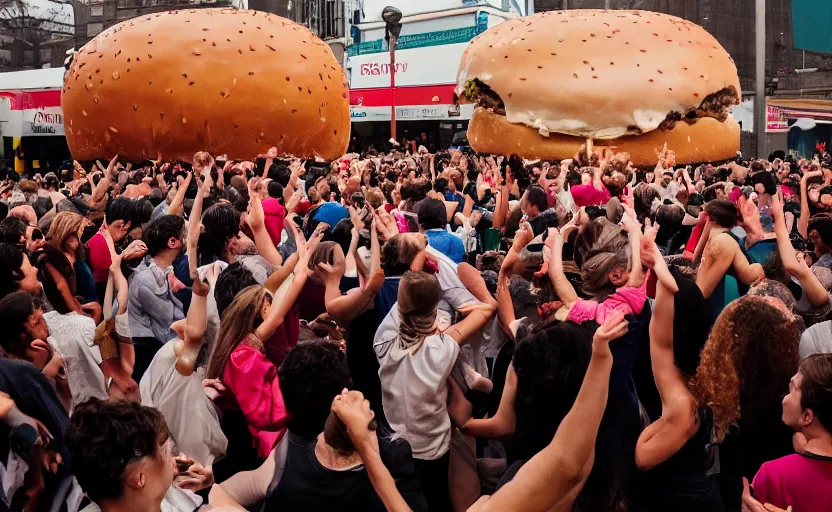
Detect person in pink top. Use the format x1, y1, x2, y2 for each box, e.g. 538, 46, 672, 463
261, 181, 287, 246
745, 353, 832, 512
570, 166, 611, 208
548, 208, 647, 325
205, 228, 316, 458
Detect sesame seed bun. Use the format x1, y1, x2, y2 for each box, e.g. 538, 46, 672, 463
62, 8, 350, 162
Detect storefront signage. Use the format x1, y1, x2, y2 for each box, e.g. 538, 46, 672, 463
397, 106, 446, 119
767, 105, 790, 133
348, 43, 468, 89
23, 106, 64, 136
359, 62, 409, 76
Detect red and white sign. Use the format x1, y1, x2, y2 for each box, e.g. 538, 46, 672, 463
348, 43, 467, 90
767, 105, 789, 133
359, 62, 409, 77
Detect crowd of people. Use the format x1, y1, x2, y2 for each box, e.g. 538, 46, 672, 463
0, 140, 831, 512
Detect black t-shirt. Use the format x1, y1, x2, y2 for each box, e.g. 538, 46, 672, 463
265, 431, 428, 512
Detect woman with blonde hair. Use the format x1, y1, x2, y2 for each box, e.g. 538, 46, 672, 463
206, 227, 317, 459
41, 211, 101, 321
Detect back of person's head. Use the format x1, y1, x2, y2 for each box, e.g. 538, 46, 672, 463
105, 197, 137, 227
398, 270, 441, 316
417, 198, 447, 230
214, 262, 258, 317
135, 199, 154, 226
201, 202, 240, 241
433, 177, 449, 194
143, 214, 185, 257
655, 202, 685, 228
671, 271, 710, 375
381, 233, 424, 277
525, 185, 548, 214
0, 216, 26, 246
401, 179, 429, 203
513, 321, 593, 424
797, 354, 832, 433
267, 164, 291, 187
66, 399, 171, 504
0, 292, 41, 357
267, 180, 284, 199
0, 243, 27, 297
704, 199, 738, 228
808, 215, 832, 247
278, 340, 351, 440
578, 218, 629, 297
207, 285, 267, 380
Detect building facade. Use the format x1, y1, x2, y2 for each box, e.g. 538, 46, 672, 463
347, 0, 525, 151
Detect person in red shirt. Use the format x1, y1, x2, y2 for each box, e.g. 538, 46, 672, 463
748, 354, 832, 512
86, 197, 146, 302
262, 180, 287, 246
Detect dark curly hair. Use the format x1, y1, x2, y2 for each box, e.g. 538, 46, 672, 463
692, 296, 800, 442
278, 340, 351, 440
65, 399, 170, 503
513, 321, 593, 435
143, 214, 185, 257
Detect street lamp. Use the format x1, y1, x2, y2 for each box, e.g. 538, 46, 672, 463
382, 6, 402, 145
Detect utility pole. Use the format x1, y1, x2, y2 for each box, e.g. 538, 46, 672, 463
755, 0, 766, 158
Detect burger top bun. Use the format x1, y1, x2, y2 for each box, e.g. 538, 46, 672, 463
62, 8, 350, 162
456, 10, 740, 140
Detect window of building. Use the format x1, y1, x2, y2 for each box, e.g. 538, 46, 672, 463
39, 48, 52, 64
90, 5, 104, 17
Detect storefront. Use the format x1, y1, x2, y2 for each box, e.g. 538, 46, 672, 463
768, 99, 832, 159
0, 68, 69, 174
346, 2, 522, 152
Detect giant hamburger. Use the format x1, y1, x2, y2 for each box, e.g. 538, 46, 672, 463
456, 10, 741, 166
62, 8, 349, 162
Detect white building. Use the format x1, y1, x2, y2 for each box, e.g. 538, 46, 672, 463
347, 0, 525, 150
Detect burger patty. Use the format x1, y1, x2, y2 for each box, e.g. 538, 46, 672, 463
462, 78, 506, 115
461, 79, 738, 134
657, 86, 739, 131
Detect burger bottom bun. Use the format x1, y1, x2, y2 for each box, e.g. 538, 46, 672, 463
467, 107, 740, 167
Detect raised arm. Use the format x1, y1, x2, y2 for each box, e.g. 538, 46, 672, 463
460, 364, 517, 438
549, 227, 580, 306
798, 171, 822, 239
444, 302, 496, 346
471, 313, 628, 512
254, 228, 317, 342
771, 194, 828, 308
167, 173, 192, 217
635, 246, 697, 471
332, 390, 413, 512
322, 219, 384, 326
247, 178, 283, 267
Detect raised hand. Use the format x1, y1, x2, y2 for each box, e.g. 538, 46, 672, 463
331, 389, 379, 456
593, 310, 629, 346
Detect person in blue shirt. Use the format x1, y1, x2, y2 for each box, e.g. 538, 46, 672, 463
418, 199, 464, 264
